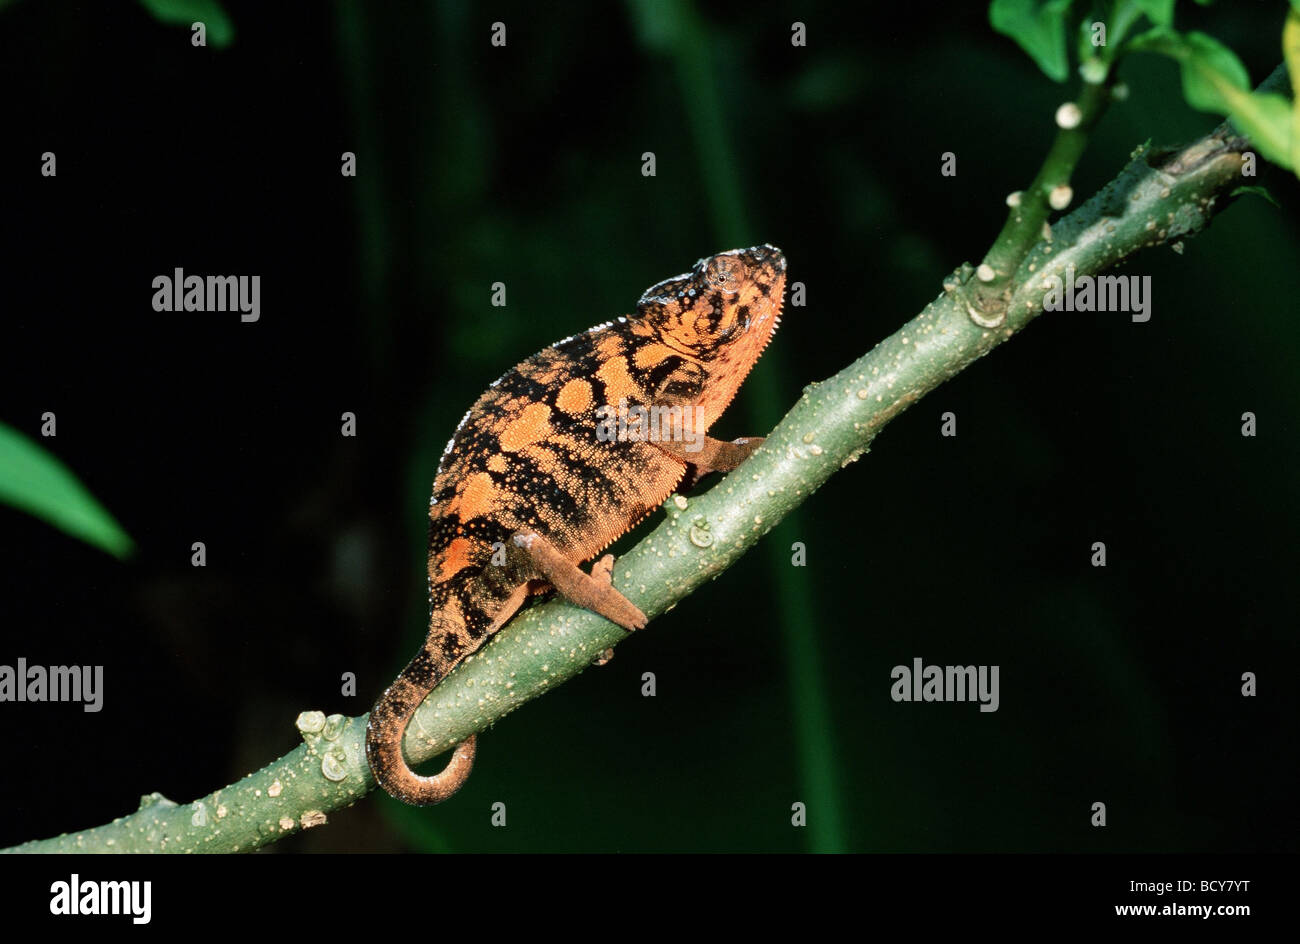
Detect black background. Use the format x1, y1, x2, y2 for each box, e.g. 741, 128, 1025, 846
1, 0, 1296, 854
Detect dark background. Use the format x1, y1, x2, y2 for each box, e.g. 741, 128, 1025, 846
0, 0, 1296, 852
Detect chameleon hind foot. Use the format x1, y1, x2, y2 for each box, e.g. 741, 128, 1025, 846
512, 532, 647, 631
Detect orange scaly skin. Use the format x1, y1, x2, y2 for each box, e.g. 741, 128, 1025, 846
366, 244, 787, 805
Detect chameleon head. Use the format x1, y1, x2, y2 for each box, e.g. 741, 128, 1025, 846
633, 244, 786, 418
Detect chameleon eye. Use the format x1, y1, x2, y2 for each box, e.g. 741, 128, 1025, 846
704, 255, 746, 294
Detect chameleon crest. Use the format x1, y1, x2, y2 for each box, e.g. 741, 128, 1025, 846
367, 244, 786, 805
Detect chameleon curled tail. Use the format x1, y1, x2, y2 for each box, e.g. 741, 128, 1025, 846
365, 626, 480, 805
364, 543, 653, 805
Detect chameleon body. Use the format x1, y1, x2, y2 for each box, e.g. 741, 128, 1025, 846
366, 244, 787, 805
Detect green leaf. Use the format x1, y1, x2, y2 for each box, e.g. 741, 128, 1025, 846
1284, 8, 1300, 173
1090, 1, 1143, 66
1230, 184, 1281, 207
136, 0, 235, 48
1130, 27, 1248, 113
1130, 27, 1293, 169
1132, 0, 1174, 26
0, 422, 134, 558
990, 0, 1076, 82
1223, 91, 1295, 170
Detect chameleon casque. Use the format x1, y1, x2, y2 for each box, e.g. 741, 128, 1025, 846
366, 243, 787, 805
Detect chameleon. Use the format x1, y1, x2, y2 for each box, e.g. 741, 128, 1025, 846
366, 243, 787, 805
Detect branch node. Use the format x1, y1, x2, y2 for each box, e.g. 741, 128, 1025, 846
1055, 102, 1082, 129
138, 792, 176, 811
966, 301, 1005, 329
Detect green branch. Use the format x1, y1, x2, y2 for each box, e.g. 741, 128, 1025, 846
976, 76, 1115, 304
3, 67, 1278, 853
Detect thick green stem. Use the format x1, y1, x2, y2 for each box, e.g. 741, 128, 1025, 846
973, 78, 1113, 317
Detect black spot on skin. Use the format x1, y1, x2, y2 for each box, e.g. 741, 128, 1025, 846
492, 370, 549, 402
428, 513, 462, 548
493, 450, 586, 528
551, 330, 597, 360
660, 375, 705, 399
440, 423, 501, 476
585, 373, 609, 411
405, 647, 438, 686
646, 354, 686, 390
455, 581, 494, 639
641, 354, 706, 398
536, 443, 621, 511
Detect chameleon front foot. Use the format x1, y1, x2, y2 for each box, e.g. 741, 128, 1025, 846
656, 435, 767, 490
590, 556, 632, 652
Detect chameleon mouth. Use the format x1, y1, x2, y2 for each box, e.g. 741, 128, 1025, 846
760, 287, 784, 346
725, 271, 784, 378
754, 271, 786, 351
